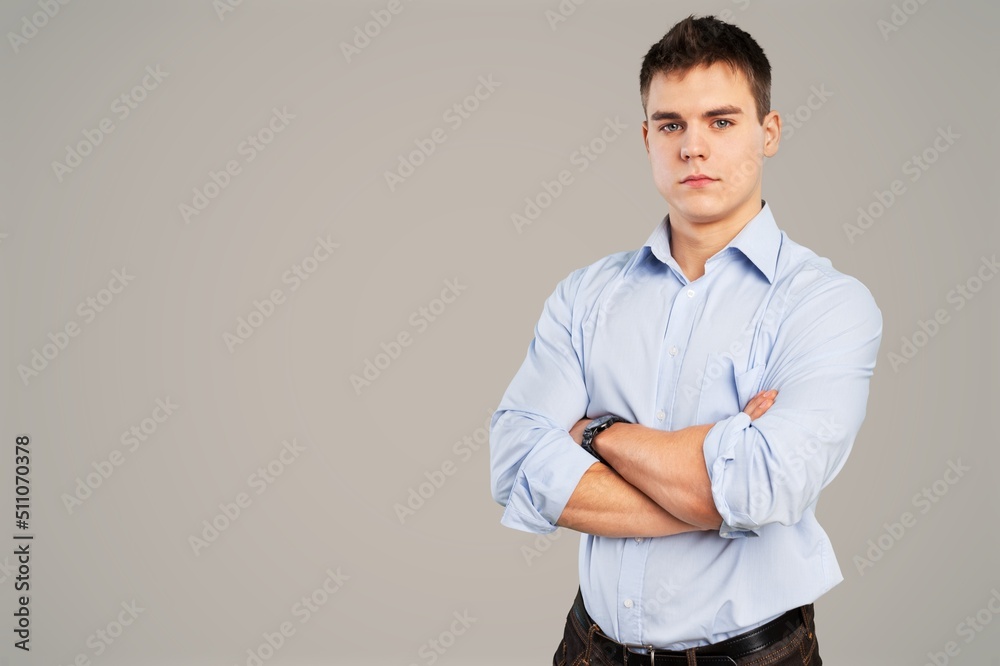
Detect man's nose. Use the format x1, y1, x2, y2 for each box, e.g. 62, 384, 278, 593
680, 128, 707, 160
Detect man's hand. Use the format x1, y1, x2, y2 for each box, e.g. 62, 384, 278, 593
568, 388, 777, 445
743, 388, 777, 420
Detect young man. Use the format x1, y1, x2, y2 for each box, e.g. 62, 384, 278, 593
489, 14, 883, 665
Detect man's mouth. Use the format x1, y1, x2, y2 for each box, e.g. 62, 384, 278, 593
681, 174, 717, 187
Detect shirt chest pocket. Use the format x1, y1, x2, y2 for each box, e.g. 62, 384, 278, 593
695, 353, 766, 424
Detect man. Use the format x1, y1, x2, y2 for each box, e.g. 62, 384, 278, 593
489, 14, 883, 666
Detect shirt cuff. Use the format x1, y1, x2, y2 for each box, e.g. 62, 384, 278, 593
704, 412, 760, 539
499, 435, 599, 534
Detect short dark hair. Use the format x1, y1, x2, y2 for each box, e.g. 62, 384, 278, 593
639, 14, 771, 124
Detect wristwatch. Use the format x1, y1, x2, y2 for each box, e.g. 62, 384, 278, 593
581, 415, 627, 466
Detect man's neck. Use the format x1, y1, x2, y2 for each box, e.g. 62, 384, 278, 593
668, 204, 762, 281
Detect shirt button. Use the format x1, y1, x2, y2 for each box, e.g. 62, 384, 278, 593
635, 537, 644, 543
623, 599, 634, 608
687, 289, 695, 298
656, 410, 665, 421
668, 346, 678, 356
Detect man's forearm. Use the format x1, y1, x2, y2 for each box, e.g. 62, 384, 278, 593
585, 391, 776, 529
556, 462, 707, 538
595, 423, 724, 530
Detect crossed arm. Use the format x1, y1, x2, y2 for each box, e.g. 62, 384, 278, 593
490, 269, 881, 541
556, 390, 776, 538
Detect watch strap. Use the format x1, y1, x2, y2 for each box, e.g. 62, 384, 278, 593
581, 415, 625, 465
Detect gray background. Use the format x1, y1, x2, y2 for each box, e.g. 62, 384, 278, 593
2, 1, 998, 664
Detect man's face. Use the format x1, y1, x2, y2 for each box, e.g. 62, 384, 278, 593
641, 62, 780, 231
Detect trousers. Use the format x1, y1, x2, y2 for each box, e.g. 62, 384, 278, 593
553, 587, 822, 665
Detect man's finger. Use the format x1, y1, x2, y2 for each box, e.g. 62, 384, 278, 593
743, 389, 778, 420
743, 392, 767, 413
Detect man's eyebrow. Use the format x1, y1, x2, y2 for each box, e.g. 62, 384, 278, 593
649, 105, 744, 121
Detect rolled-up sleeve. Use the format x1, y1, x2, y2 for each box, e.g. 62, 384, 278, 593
703, 274, 883, 538
489, 269, 598, 534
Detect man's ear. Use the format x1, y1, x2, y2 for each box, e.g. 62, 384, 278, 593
763, 110, 781, 157
641, 120, 650, 154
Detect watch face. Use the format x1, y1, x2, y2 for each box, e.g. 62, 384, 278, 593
586, 415, 615, 434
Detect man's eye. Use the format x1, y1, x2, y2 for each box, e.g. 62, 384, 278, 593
714, 119, 732, 128
661, 123, 681, 132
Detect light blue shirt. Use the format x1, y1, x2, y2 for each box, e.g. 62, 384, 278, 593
489, 201, 882, 649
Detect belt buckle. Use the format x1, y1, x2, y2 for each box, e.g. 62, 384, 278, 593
624, 643, 657, 662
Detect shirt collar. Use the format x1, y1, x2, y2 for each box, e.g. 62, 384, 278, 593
638, 199, 781, 284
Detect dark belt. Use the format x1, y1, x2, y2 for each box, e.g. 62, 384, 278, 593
571, 588, 807, 665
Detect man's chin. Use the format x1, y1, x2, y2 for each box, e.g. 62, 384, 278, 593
665, 201, 730, 226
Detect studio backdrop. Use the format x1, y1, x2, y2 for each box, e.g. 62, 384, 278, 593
2, 1, 997, 664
